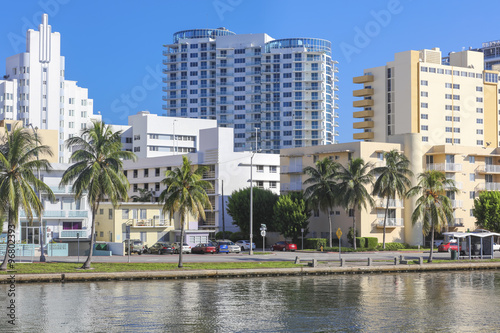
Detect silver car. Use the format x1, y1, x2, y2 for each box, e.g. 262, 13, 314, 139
215, 240, 241, 254
172, 242, 191, 254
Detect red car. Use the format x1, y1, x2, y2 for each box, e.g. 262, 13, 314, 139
271, 241, 297, 252
438, 241, 461, 252
191, 243, 217, 254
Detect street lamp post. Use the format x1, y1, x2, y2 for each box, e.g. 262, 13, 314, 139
29, 124, 46, 262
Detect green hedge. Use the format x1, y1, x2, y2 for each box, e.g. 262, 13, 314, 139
381, 242, 406, 250
305, 238, 327, 250
215, 231, 232, 240
365, 237, 378, 249
355, 237, 366, 248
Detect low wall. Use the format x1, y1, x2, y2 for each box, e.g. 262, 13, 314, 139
2, 261, 500, 284
106, 242, 124, 256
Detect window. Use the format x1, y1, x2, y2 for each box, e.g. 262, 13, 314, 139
421, 114, 428, 119
269, 181, 277, 189
477, 119, 483, 124
256, 165, 264, 173
422, 136, 428, 142
445, 127, 452, 133
421, 80, 428, 86
446, 138, 452, 143
144, 169, 149, 177
477, 140, 484, 146
108, 209, 113, 219
445, 116, 452, 121
477, 86, 483, 92
99, 209, 104, 215
122, 209, 129, 219
421, 91, 428, 97
470, 173, 475, 181
469, 156, 475, 163
269, 166, 277, 173
477, 129, 483, 135
477, 97, 483, 102
421, 125, 428, 131
421, 103, 428, 108
470, 191, 475, 199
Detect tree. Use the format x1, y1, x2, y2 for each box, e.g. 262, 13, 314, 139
303, 158, 340, 247
131, 188, 153, 202
226, 187, 278, 236
407, 170, 457, 262
61, 121, 136, 269
337, 158, 374, 250
473, 191, 500, 232
159, 156, 212, 268
273, 192, 310, 244
0, 126, 55, 270
372, 150, 413, 249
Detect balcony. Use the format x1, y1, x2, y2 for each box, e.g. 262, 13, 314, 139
20, 210, 88, 219
353, 121, 374, 129
353, 75, 374, 84
353, 110, 374, 118
353, 132, 374, 140
280, 165, 303, 174
353, 88, 374, 97
477, 182, 500, 191
426, 163, 462, 172
375, 199, 404, 208
450, 218, 464, 228
280, 183, 303, 192
353, 99, 374, 108
127, 218, 171, 228
60, 230, 88, 238
451, 200, 463, 208
445, 182, 463, 190
375, 218, 404, 228
477, 165, 500, 174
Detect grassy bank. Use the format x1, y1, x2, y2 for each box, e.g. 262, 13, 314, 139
0, 261, 301, 275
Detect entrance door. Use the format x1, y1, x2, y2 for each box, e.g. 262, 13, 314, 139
21, 226, 40, 244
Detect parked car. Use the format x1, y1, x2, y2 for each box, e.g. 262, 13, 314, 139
438, 241, 461, 252
171, 242, 191, 254
235, 240, 256, 251
147, 242, 174, 254
271, 241, 297, 252
494, 243, 500, 251
434, 239, 456, 247
215, 240, 241, 254
124, 239, 145, 255
192, 243, 217, 254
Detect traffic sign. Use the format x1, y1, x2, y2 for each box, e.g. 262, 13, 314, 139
336, 228, 342, 239
261, 230, 266, 237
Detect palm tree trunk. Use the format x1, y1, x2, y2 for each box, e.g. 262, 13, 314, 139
178, 213, 185, 268
328, 213, 332, 248
0, 212, 14, 271
352, 210, 357, 250
428, 224, 435, 263
81, 207, 97, 269
383, 198, 390, 250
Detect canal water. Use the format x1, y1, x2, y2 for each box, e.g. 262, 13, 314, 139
1, 270, 500, 332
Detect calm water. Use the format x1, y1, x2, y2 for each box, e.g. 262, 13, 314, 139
1, 271, 500, 332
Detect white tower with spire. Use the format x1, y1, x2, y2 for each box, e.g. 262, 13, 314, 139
0, 14, 100, 163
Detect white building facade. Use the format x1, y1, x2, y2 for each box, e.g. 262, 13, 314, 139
0, 14, 100, 163
163, 29, 339, 154
123, 126, 280, 233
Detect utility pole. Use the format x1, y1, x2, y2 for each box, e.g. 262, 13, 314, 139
249, 128, 259, 256
221, 179, 225, 240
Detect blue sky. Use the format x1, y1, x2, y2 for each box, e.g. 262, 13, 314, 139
1, 0, 499, 143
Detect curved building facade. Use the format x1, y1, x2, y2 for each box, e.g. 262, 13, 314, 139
163, 29, 339, 153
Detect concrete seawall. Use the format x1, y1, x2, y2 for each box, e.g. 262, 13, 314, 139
1, 261, 500, 284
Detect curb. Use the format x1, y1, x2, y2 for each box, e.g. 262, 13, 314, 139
2, 262, 500, 284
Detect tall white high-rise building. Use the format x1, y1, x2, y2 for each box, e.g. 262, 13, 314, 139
0, 14, 100, 163
162, 29, 339, 154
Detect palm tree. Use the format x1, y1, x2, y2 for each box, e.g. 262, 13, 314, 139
337, 158, 374, 250
406, 170, 457, 262
60, 121, 136, 269
303, 158, 340, 247
0, 126, 54, 270
372, 150, 413, 249
131, 188, 153, 202
159, 156, 212, 268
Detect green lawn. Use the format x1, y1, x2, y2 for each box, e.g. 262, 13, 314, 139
0, 261, 301, 275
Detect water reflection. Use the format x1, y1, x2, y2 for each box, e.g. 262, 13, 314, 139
1, 271, 500, 332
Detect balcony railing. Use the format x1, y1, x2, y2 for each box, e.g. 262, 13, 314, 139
280, 183, 302, 192
445, 182, 463, 190
451, 200, 463, 208
20, 210, 88, 219
60, 230, 87, 238
375, 199, 404, 208
127, 218, 171, 228
280, 165, 303, 174
477, 165, 500, 173
426, 163, 462, 172
477, 182, 500, 191
451, 218, 464, 227
375, 218, 404, 228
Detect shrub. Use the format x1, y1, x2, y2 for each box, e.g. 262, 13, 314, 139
355, 237, 366, 248
215, 231, 233, 240
365, 237, 378, 249
305, 238, 327, 250
383, 242, 406, 250
229, 231, 246, 242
